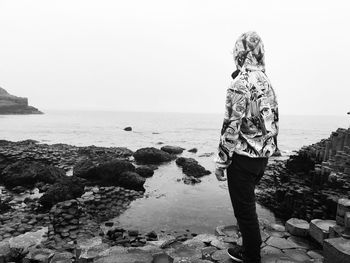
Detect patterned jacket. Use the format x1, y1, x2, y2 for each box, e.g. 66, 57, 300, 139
215, 32, 279, 170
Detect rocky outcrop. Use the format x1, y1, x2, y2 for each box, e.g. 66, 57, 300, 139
39, 176, 85, 208
73, 158, 146, 190
1, 160, 65, 188
160, 145, 184, 155
133, 147, 175, 164
176, 157, 211, 178
0, 87, 42, 114
257, 127, 350, 221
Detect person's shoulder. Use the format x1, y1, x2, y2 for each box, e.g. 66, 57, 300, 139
228, 74, 249, 96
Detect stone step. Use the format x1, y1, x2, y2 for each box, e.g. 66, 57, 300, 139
324, 237, 350, 263
310, 219, 336, 245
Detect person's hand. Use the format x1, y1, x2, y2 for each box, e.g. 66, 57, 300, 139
215, 168, 227, 181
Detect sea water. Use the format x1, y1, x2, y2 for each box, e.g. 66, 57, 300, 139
0, 111, 348, 233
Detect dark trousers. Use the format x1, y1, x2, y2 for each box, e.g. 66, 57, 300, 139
227, 154, 268, 263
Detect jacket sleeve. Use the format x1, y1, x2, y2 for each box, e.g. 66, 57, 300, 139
269, 86, 279, 138
215, 81, 247, 170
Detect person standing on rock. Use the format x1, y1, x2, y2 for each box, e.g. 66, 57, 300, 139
215, 31, 279, 263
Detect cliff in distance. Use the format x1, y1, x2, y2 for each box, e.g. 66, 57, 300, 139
0, 87, 43, 114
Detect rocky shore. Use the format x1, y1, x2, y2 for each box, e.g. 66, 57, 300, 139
1, 130, 350, 262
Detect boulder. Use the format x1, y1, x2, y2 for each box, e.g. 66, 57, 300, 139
73, 158, 135, 184
39, 176, 85, 208
133, 147, 175, 164
188, 148, 198, 153
135, 166, 154, 178
160, 145, 184, 155
97, 159, 135, 183
285, 218, 309, 237
176, 157, 211, 178
119, 171, 146, 191
309, 219, 336, 245
124, 126, 132, 131
73, 157, 97, 180
1, 160, 65, 188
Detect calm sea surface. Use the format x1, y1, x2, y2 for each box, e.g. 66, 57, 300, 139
0, 111, 348, 233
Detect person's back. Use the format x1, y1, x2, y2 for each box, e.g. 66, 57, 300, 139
215, 31, 279, 263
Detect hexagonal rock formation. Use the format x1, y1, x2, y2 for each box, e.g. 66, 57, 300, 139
285, 218, 310, 237
337, 198, 350, 226
324, 237, 350, 263
309, 219, 337, 245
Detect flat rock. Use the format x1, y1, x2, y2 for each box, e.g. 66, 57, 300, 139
307, 250, 324, 260
215, 225, 240, 238
94, 252, 153, 263
211, 250, 231, 261
266, 236, 303, 250
261, 245, 283, 256
9, 227, 48, 251
309, 219, 336, 245
287, 236, 312, 250
283, 249, 311, 262
285, 218, 309, 237
323, 237, 350, 263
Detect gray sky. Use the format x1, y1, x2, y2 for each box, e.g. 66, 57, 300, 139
0, 0, 349, 115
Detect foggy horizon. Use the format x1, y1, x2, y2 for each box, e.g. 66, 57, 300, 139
1, 0, 349, 115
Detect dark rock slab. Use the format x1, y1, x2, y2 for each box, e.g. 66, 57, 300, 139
1, 160, 65, 188
175, 157, 211, 178
160, 146, 184, 155
135, 166, 154, 178
39, 176, 85, 208
133, 147, 175, 164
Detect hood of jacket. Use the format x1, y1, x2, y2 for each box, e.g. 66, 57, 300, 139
233, 31, 265, 73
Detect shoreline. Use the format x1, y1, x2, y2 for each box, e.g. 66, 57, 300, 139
1, 130, 350, 262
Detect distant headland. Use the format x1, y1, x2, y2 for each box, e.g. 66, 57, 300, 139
0, 87, 43, 114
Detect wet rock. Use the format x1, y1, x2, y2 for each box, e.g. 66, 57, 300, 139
74, 158, 137, 188
309, 219, 336, 245
135, 166, 154, 178
119, 172, 146, 191
39, 176, 85, 208
73, 157, 97, 180
96, 159, 136, 184
133, 147, 175, 164
285, 218, 309, 237
124, 127, 132, 131
160, 146, 184, 155
188, 148, 198, 153
175, 157, 211, 178
1, 160, 65, 188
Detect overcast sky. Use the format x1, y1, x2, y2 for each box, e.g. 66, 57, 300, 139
0, 0, 349, 115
